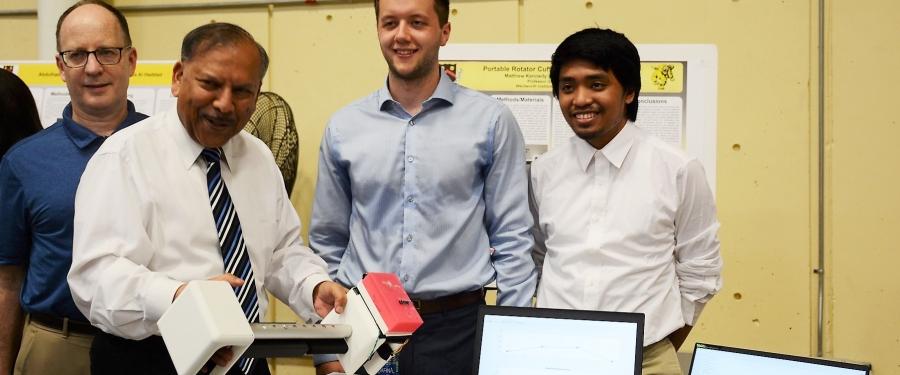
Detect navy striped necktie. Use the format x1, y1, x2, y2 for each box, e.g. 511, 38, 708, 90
202, 148, 259, 374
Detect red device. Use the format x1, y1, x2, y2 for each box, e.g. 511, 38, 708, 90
358, 272, 423, 336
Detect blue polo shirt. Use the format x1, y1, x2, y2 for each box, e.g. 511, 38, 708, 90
0, 102, 147, 321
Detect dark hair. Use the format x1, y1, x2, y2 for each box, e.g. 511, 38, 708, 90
0, 69, 43, 159
180, 22, 269, 80
374, 0, 450, 25
56, 0, 132, 51
550, 28, 641, 121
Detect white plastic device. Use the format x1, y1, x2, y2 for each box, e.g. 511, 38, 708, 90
158, 280, 254, 375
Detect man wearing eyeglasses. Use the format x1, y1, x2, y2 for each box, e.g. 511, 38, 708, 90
0, 1, 145, 374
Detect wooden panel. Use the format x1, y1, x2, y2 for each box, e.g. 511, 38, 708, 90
0, 0, 35, 11
122, 8, 269, 61
269, 3, 381, 374
0, 16, 37, 59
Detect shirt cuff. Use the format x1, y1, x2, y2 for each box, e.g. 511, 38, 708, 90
143, 275, 184, 323
297, 273, 332, 321
681, 296, 707, 326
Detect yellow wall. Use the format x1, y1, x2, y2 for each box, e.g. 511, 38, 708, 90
0, 1, 37, 59
2, 0, 898, 374
829, 0, 900, 371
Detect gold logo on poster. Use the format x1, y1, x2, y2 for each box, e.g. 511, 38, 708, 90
651, 64, 676, 90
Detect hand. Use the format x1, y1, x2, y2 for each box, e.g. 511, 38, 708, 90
312, 281, 348, 317
173, 274, 245, 301
315, 360, 344, 375
199, 346, 235, 373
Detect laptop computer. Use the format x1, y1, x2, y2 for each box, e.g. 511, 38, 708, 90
473, 305, 644, 375
689, 343, 871, 375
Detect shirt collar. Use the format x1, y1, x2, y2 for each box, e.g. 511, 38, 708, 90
572, 121, 638, 172
600, 121, 637, 169
430, 70, 456, 104
377, 69, 456, 112
167, 110, 206, 170
63, 101, 139, 149
219, 142, 235, 172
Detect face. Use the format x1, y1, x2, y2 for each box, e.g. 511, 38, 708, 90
557, 59, 635, 150
171, 41, 262, 148
377, 0, 450, 82
56, 4, 136, 120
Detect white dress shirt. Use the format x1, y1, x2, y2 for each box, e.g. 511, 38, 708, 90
531, 122, 723, 345
68, 109, 331, 340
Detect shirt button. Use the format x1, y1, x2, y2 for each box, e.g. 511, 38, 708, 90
409, 120, 415, 126
406, 234, 413, 242
407, 156, 414, 163
407, 196, 414, 203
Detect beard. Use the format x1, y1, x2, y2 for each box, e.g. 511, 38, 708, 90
385, 48, 440, 82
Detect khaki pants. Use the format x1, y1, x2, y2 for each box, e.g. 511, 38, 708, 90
642, 338, 682, 375
14, 318, 93, 375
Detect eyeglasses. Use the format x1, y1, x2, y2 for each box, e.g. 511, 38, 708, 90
58, 46, 131, 68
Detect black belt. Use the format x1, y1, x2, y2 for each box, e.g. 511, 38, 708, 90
30, 313, 101, 336
412, 289, 484, 315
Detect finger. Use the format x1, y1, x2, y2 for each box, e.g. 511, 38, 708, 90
223, 274, 245, 287
334, 286, 348, 314
316, 360, 344, 374
222, 348, 235, 363
212, 353, 228, 367
173, 283, 187, 301
316, 303, 331, 318
212, 347, 235, 366
212, 273, 245, 288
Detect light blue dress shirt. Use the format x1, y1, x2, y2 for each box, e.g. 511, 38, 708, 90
310, 72, 536, 307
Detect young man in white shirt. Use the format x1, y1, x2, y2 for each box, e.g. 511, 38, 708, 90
531, 28, 723, 375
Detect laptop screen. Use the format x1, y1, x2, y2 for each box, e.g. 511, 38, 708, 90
689, 343, 871, 375
473, 306, 644, 375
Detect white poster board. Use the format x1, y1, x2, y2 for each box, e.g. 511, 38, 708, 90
1, 60, 176, 128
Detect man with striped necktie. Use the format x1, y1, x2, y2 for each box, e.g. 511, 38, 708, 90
67, 23, 347, 375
